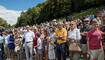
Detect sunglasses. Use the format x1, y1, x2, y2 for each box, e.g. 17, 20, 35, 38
70, 24, 74, 26
84, 21, 89, 22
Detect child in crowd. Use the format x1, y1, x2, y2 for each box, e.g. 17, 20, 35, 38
8, 33, 15, 60
47, 36, 56, 60
35, 33, 42, 60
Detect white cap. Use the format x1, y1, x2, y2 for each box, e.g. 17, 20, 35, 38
84, 18, 90, 21
53, 19, 56, 21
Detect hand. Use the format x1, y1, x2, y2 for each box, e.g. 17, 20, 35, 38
69, 36, 74, 40
88, 50, 91, 55
50, 48, 54, 50
84, 32, 87, 35
101, 46, 103, 49
81, 33, 85, 36
56, 36, 60, 39
34, 46, 37, 48
15, 44, 19, 46
59, 36, 63, 39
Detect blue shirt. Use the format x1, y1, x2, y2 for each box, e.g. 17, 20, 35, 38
101, 11, 105, 16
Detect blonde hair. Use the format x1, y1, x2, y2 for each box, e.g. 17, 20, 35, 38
70, 21, 77, 28
92, 19, 99, 24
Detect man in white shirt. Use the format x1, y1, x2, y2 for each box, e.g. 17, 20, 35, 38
24, 26, 35, 60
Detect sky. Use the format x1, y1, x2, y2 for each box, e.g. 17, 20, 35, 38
0, 0, 46, 25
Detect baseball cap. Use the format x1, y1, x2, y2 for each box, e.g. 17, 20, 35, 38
36, 33, 40, 37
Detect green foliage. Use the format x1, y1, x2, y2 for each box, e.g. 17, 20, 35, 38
0, 17, 9, 27
72, 6, 105, 19
16, 0, 105, 27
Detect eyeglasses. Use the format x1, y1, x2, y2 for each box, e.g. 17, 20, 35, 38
84, 21, 89, 22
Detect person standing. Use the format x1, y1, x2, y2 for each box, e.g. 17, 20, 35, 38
80, 18, 91, 60
24, 26, 35, 60
68, 21, 81, 60
0, 33, 4, 60
35, 33, 42, 60
8, 33, 15, 60
47, 36, 56, 60
3, 32, 10, 60
87, 20, 104, 60
55, 22, 67, 60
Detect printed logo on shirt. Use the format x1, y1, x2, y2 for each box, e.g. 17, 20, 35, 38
93, 34, 101, 37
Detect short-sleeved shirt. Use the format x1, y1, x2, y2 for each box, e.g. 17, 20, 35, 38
68, 28, 81, 42
34, 32, 39, 46
24, 30, 35, 43
37, 38, 42, 49
86, 30, 102, 50
80, 26, 91, 44
55, 28, 67, 44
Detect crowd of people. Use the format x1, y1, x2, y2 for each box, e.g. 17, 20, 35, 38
0, 10, 105, 60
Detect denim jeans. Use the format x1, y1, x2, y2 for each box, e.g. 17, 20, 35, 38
56, 43, 66, 60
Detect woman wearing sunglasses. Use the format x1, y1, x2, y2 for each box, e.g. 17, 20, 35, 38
68, 21, 81, 60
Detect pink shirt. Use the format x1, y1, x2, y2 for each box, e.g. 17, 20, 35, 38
86, 30, 102, 50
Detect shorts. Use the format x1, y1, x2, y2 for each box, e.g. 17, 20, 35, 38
81, 44, 88, 53
38, 49, 42, 54
8, 43, 15, 50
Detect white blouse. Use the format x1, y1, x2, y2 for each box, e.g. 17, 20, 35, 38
68, 28, 81, 42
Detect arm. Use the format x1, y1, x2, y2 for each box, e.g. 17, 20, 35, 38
100, 40, 103, 49
102, 32, 105, 35
86, 32, 91, 54
80, 32, 85, 36
35, 43, 40, 48
87, 40, 90, 54
55, 30, 60, 40
61, 29, 67, 40
77, 29, 81, 41
32, 32, 35, 39
50, 41, 56, 47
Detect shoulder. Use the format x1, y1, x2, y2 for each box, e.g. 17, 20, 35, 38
30, 30, 33, 33
87, 30, 93, 34
62, 28, 66, 31
38, 38, 41, 40
62, 28, 67, 32
75, 28, 80, 32
56, 29, 59, 31
97, 30, 102, 33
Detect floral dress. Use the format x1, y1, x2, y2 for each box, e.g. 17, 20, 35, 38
48, 42, 55, 59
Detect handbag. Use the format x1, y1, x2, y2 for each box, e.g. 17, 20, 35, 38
69, 42, 82, 52
69, 29, 82, 52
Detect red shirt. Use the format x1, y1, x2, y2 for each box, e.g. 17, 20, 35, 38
34, 32, 39, 46
86, 30, 102, 50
